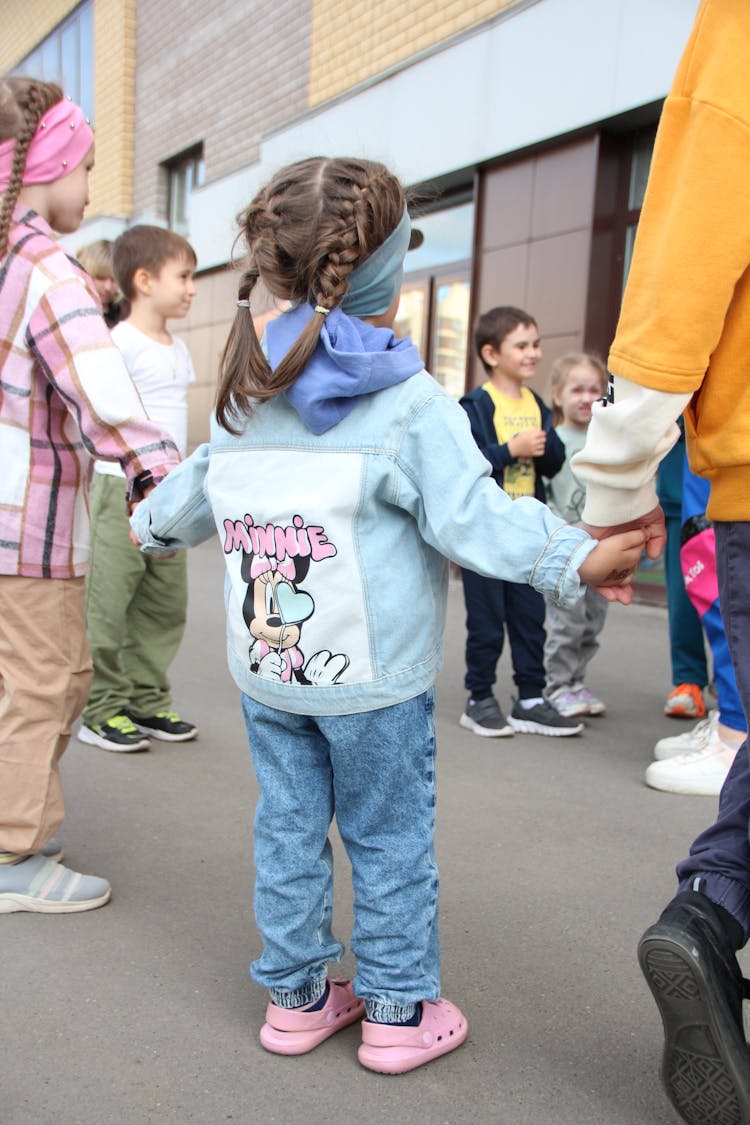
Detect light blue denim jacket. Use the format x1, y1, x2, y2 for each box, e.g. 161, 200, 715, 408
131, 371, 596, 716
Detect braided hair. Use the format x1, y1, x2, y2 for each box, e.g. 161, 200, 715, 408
0, 77, 63, 258
216, 157, 406, 432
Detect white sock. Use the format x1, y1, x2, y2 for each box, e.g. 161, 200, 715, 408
520, 697, 544, 709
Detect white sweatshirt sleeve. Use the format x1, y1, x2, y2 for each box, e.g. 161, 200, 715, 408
571, 375, 693, 526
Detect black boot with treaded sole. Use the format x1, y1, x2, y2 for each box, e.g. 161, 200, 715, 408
638, 893, 750, 1124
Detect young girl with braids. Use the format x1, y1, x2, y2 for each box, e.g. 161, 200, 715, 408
0, 78, 179, 914
131, 156, 645, 1073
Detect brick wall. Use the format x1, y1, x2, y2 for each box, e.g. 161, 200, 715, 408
0, 1, 77, 70
92, 0, 136, 218
309, 0, 519, 106
176, 268, 237, 449
0, 0, 135, 222
132, 0, 311, 218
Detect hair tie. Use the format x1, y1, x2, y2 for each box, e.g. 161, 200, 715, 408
314, 305, 330, 317
236, 299, 251, 310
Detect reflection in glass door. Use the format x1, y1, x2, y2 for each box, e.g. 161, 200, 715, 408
432, 276, 470, 399
395, 199, 474, 398
395, 283, 428, 360
395, 269, 471, 398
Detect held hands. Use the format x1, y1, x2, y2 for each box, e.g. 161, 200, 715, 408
508, 428, 547, 459
581, 505, 667, 561
577, 530, 647, 605
578, 505, 667, 603
127, 500, 177, 558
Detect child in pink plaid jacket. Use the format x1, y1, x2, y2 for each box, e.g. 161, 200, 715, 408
0, 77, 180, 915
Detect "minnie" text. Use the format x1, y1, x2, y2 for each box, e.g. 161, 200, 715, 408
223, 513, 337, 562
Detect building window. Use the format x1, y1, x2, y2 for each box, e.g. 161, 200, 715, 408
165, 147, 205, 237
585, 124, 658, 358
12, 1, 94, 122
396, 200, 474, 398
622, 131, 655, 294
585, 122, 663, 596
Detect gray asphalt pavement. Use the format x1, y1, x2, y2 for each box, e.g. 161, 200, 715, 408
6, 541, 738, 1125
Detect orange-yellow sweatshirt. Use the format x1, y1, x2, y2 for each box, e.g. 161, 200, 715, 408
574, 0, 750, 523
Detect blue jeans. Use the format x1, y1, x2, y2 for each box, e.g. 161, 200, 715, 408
241, 689, 440, 1022
677, 521, 750, 938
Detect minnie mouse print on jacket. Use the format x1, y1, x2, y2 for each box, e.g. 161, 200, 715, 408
239, 531, 349, 686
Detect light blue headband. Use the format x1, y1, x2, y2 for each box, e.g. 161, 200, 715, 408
339, 208, 411, 318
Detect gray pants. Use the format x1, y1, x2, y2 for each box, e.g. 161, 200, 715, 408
544, 585, 608, 694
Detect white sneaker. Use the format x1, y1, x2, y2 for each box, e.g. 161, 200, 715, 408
546, 686, 589, 718
645, 731, 737, 796
572, 684, 606, 716
654, 711, 718, 760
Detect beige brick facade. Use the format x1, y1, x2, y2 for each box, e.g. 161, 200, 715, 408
0, 1, 77, 70
309, 0, 518, 106
132, 0, 311, 218
92, 0, 136, 218
178, 268, 238, 449
0, 0, 135, 222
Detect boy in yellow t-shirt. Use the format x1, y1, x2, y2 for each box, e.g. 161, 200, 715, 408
458, 306, 583, 738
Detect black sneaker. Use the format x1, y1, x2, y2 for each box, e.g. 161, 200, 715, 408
128, 710, 198, 742
507, 698, 583, 737
459, 696, 513, 738
77, 714, 151, 752
638, 892, 750, 1124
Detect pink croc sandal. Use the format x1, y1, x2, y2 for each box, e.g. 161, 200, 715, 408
259, 979, 364, 1055
358, 997, 468, 1074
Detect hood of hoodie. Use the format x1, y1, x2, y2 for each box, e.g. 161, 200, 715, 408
264, 303, 424, 434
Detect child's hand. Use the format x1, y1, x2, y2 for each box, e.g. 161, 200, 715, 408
128, 512, 177, 557
581, 504, 666, 561
577, 530, 647, 605
508, 428, 547, 459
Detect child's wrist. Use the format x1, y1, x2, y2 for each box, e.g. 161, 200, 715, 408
127, 469, 155, 502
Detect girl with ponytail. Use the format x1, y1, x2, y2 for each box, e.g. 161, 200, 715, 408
131, 155, 645, 1073
0, 78, 179, 915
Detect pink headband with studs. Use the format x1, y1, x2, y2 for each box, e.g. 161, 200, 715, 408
0, 98, 93, 192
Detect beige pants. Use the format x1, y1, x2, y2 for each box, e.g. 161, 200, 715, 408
0, 576, 92, 855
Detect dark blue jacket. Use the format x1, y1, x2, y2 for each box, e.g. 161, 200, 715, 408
459, 385, 564, 503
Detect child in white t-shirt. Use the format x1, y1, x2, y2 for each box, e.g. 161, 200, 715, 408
79, 226, 198, 752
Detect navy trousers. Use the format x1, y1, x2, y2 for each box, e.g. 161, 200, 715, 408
460, 569, 546, 701
677, 521, 750, 939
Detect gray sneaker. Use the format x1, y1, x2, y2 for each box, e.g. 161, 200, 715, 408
0, 854, 111, 914
508, 698, 584, 737
459, 696, 514, 738
39, 836, 63, 862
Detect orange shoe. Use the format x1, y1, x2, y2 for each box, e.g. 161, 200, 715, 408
664, 682, 706, 719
